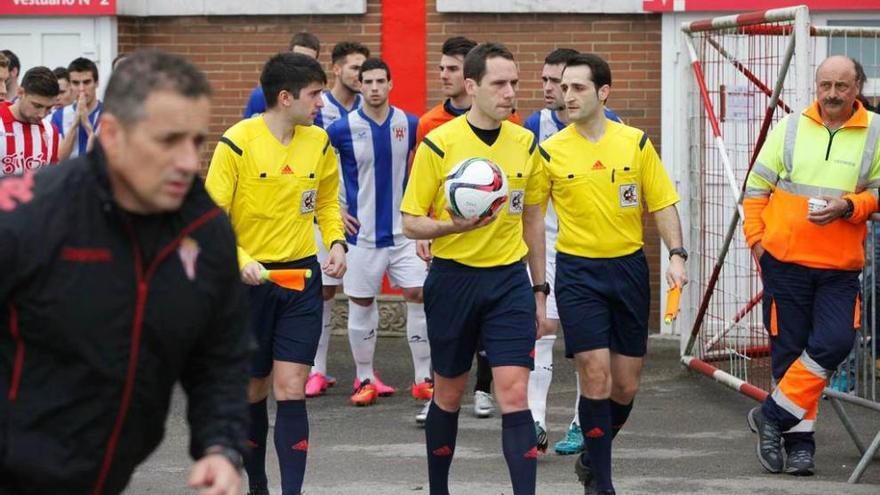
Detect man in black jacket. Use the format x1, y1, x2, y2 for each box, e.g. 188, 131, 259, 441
0, 50, 251, 495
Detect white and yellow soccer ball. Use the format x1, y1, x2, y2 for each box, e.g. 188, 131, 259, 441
444, 157, 508, 219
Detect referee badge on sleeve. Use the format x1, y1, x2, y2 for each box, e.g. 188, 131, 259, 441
619, 184, 639, 208
301, 189, 317, 214
509, 190, 525, 214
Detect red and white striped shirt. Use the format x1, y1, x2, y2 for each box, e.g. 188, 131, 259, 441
1, 102, 59, 176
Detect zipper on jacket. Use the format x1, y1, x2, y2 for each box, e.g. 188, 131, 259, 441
825, 127, 841, 161
92, 208, 222, 495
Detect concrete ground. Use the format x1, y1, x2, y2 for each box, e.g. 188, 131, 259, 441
130, 335, 880, 494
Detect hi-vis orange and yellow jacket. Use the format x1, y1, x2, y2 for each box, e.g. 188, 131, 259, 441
744, 100, 880, 270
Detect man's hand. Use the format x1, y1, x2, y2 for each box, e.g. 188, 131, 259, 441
75, 93, 89, 125
187, 454, 242, 495
666, 256, 688, 289
534, 294, 552, 339
240, 261, 265, 286
341, 210, 360, 236
446, 207, 499, 234
752, 242, 765, 262
323, 243, 346, 278
808, 196, 849, 225
416, 240, 432, 264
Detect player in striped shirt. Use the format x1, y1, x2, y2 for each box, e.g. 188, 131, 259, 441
304, 41, 372, 399
326, 58, 432, 415
522, 49, 624, 457
2, 66, 60, 175
51, 57, 102, 161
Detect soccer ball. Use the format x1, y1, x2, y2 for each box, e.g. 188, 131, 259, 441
444, 157, 508, 219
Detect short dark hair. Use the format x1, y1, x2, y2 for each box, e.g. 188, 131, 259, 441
52, 66, 70, 82
68, 57, 99, 82
0, 53, 8, 70
260, 52, 327, 108
103, 50, 212, 126
463, 42, 514, 84
21, 66, 60, 98
358, 58, 391, 82
331, 41, 370, 65
1, 49, 20, 74
545, 48, 579, 66
442, 36, 477, 58
289, 32, 320, 54
564, 53, 612, 90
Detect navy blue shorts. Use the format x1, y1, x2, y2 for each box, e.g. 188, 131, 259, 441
423, 257, 536, 378
249, 256, 323, 377
555, 250, 650, 358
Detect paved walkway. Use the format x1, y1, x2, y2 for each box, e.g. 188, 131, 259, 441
131, 335, 880, 494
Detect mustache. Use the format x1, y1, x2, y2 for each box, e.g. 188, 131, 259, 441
823, 97, 844, 105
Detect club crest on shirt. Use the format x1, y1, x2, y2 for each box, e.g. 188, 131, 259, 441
393, 126, 406, 141
619, 183, 639, 208
301, 189, 317, 213
178, 237, 200, 281
508, 189, 525, 214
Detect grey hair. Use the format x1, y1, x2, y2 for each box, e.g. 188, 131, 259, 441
103, 49, 211, 125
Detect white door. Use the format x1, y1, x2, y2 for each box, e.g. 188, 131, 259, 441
0, 16, 116, 98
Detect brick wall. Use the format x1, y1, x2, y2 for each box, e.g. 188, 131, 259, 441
118, 0, 666, 329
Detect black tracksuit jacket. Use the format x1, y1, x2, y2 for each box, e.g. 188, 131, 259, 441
0, 147, 250, 494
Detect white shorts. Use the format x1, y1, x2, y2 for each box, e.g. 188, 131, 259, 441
314, 225, 342, 286
546, 256, 558, 320
343, 240, 427, 298
527, 255, 559, 320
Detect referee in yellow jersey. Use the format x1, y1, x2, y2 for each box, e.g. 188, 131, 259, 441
529, 53, 688, 495
206, 52, 346, 495
401, 43, 548, 495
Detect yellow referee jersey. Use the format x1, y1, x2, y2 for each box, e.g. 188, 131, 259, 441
205, 116, 344, 269
401, 115, 541, 267
527, 121, 679, 258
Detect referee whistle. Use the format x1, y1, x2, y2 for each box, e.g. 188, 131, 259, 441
664, 285, 681, 324
261, 268, 312, 291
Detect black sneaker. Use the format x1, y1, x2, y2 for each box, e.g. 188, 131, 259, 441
535, 422, 549, 453
747, 406, 784, 473
784, 448, 815, 476
574, 454, 594, 494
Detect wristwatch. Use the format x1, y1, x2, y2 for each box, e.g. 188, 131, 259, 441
331, 239, 349, 253
532, 282, 551, 295
669, 247, 688, 262
204, 446, 244, 472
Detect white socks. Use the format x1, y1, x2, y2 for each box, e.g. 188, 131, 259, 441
572, 371, 581, 426
406, 302, 431, 383
348, 300, 379, 382
528, 335, 556, 427
313, 298, 334, 375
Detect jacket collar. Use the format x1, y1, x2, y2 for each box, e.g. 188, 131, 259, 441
803, 99, 868, 128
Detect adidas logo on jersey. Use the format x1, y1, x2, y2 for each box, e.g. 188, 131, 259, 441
281, 165, 294, 174
591, 160, 606, 171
